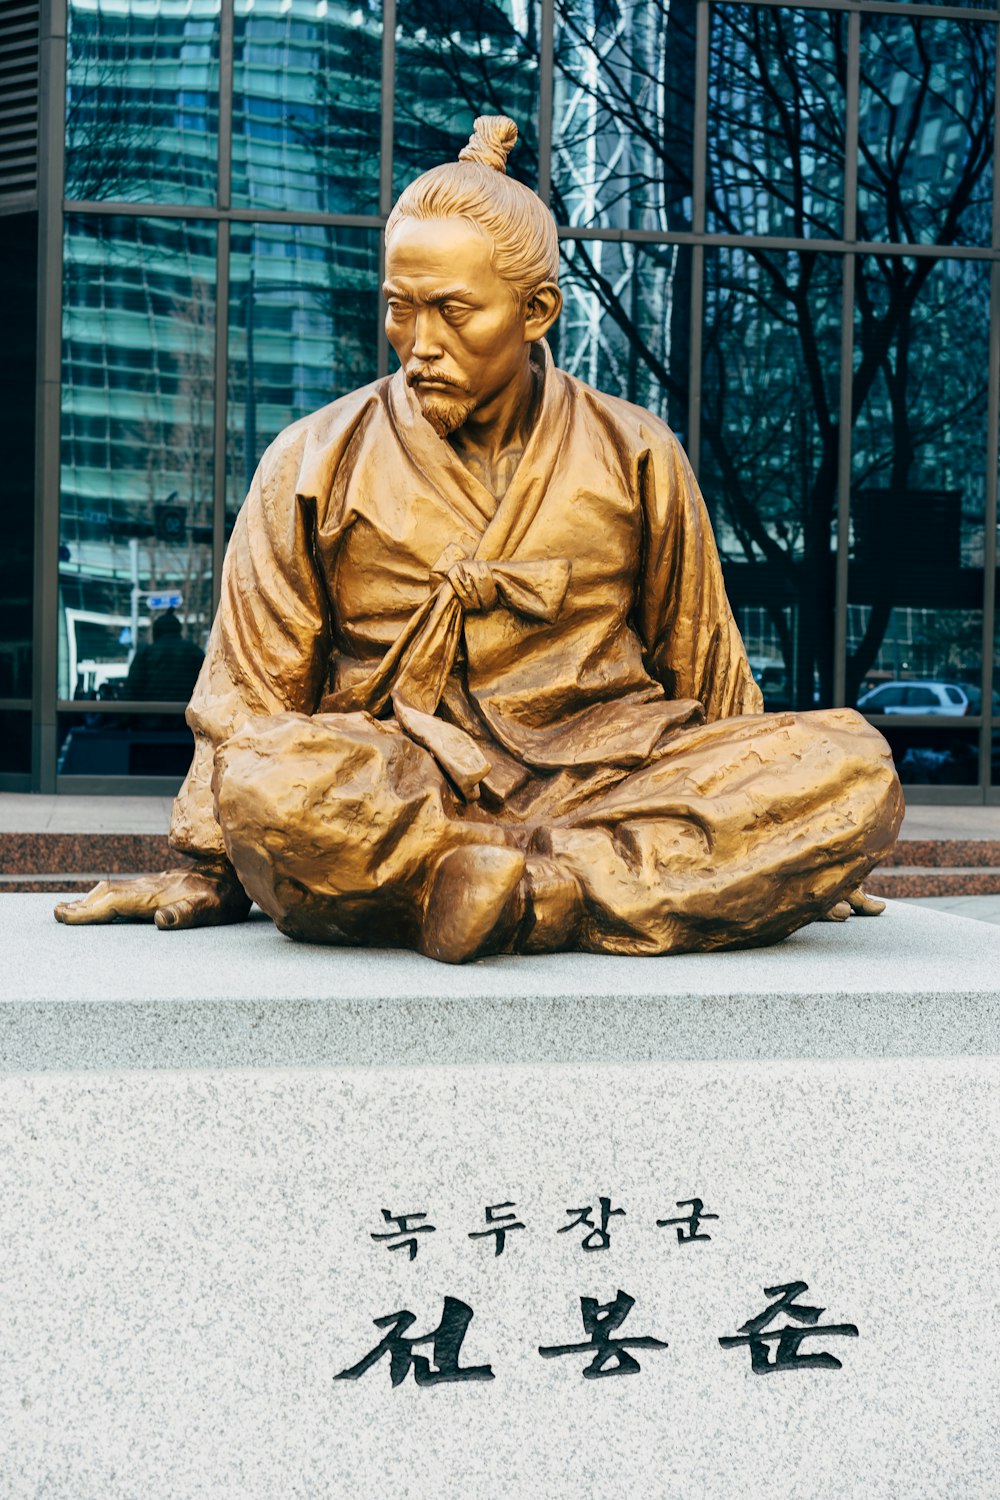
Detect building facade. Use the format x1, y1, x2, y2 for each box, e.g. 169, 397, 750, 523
1, 0, 998, 799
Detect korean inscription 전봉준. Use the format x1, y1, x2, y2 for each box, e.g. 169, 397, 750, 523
334, 1282, 858, 1387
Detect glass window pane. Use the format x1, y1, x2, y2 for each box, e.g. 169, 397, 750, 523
555, 241, 691, 437
849, 257, 988, 737
232, 0, 382, 214
880, 726, 980, 787
708, 6, 846, 240
394, 0, 541, 194
227, 224, 380, 514
552, 0, 694, 231
0, 212, 36, 699
700, 248, 842, 711
857, 16, 994, 248
65, 0, 220, 205
57, 711, 194, 778
60, 216, 216, 704
0, 712, 31, 775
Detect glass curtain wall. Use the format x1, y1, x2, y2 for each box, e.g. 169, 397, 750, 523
16, 0, 1000, 795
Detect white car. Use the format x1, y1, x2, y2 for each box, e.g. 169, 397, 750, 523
856, 680, 971, 716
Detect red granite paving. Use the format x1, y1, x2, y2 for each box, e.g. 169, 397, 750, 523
1, 825, 999, 898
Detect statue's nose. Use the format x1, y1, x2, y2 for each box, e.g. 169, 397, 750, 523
411, 310, 444, 362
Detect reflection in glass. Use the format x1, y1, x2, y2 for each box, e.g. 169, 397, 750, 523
708, 6, 845, 239
849, 257, 988, 724
873, 726, 980, 787
232, 0, 382, 214
394, 0, 540, 193
552, 0, 693, 231
227, 224, 380, 510
57, 711, 194, 778
857, 16, 994, 247
700, 249, 841, 711
60, 216, 216, 703
555, 240, 690, 436
65, 0, 220, 205
0, 713, 31, 775
0, 212, 37, 699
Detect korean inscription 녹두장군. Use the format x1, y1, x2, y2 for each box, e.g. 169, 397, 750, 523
55, 115, 903, 962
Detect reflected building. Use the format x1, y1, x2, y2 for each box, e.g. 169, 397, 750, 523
2, 0, 999, 797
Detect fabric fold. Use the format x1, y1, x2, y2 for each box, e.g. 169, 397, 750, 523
321, 550, 573, 797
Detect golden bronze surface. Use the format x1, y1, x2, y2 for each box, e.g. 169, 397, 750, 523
55, 116, 903, 962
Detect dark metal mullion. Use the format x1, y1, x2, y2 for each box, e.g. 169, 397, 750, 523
376, 0, 396, 379
55, 701, 190, 715
537, 0, 555, 208
63, 199, 387, 229
688, 248, 704, 472
218, 0, 233, 211
979, 26, 1000, 791
211, 0, 235, 617
33, 0, 67, 793
863, 715, 985, 729
688, 0, 710, 470
212, 220, 231, 619
727, 0, 998, 19
833, 9, 860, 709
554, 227, 999, 258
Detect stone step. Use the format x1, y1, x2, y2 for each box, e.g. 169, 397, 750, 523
884, 838, 1000, 869
0, 831, 172, 876
865, 866, 1000, 898
1, 833, 998, 900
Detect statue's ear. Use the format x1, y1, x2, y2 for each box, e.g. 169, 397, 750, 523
523, 283, 562, 343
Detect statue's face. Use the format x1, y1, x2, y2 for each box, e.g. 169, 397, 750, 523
384, 216, 540, 436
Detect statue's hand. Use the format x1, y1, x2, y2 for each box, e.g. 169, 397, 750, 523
820, 885, 886, 923
54, 862, 251, 931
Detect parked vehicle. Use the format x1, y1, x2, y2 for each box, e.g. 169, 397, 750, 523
856, 680, 972, 716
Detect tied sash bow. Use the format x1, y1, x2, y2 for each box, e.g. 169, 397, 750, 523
322, 542, 572, 798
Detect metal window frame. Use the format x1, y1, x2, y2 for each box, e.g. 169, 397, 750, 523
29, 0, 1000, 803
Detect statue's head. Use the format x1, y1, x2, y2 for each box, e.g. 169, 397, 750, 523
384, 116, 562, 436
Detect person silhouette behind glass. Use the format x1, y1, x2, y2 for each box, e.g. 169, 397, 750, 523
124, 610, 204, 722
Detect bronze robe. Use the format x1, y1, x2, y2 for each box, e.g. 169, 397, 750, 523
171, 344, 901, 955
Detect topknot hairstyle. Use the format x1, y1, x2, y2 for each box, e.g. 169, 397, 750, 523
385, 115, 559, 305
457, 114, 518, 173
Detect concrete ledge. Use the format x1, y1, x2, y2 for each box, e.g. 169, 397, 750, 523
3, 895, 998, 1072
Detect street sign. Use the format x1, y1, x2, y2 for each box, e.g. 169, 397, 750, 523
143, 592, 183, 610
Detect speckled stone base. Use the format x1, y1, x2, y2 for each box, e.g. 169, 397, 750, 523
0, 896, 997, 1499
881, 838, 1000, 867
0, 832, 174, 874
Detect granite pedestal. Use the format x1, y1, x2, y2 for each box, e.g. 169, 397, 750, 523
1, 895, 997, 1498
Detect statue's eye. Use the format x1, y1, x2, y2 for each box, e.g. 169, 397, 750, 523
440, 302, 467, 321
387, 299, 411, 317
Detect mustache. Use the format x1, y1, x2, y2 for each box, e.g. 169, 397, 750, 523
406, 367, 473, 393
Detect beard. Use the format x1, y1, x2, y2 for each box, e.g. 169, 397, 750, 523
408, 370, 476, 436
415, 388, 476, 437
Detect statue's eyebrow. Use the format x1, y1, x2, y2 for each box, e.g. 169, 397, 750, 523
382, 282, 476, 305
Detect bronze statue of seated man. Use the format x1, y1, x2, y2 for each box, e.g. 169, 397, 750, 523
55, 116, 902, 963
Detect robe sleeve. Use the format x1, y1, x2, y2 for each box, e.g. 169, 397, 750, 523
636, 428, 763, 720
169, 422, 339, 860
